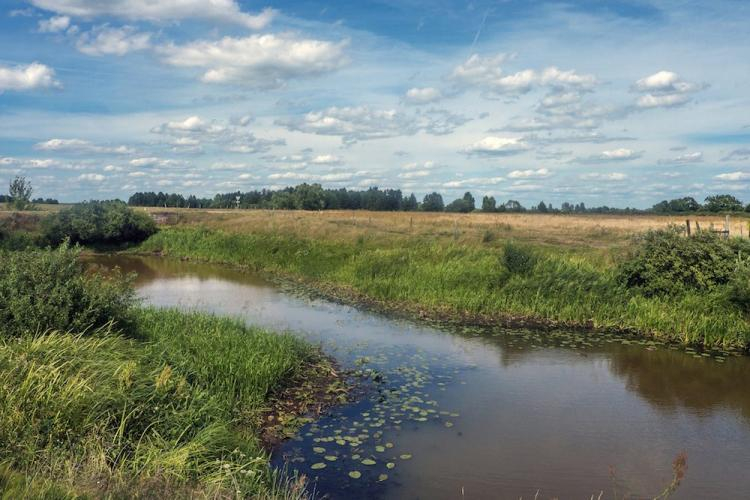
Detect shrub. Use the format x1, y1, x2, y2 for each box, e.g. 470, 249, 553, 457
0, 244, 135, 337
728, 259, 750, 313
502, 241, 537, 275
617, 227, 750, 296
41, 201, 157, 247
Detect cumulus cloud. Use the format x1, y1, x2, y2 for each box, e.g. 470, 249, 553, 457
0, 62, 60, 92
34, 138, 134, 154
633, 70, 706, 109
450, 54, 596, 96
278, 106, 466, 144
575, 148, 642, 163
658, 151, 703, 164
38, 15, 71, 33
129, 157, 181, 167
0, 157, 60, 169
507, 168, 551, 179
404, 87, 443, 105
78, 173, 105, 182
159, 34, 348, 88
152, 115, 284, 154
29, 0, 275, 30
463, 136, 530, 157
267, 170, 370, 183
76, 25, 151, 56
580, 172, 628, 181
442, 176, 504, 189
310, 154, 342, 165
715, 171, 750, 181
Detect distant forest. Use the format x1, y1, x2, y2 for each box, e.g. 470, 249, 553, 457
126, 183, 750, 214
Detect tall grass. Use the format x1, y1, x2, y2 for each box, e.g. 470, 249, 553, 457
0, 309, 316, 498
139, 227, 750, 349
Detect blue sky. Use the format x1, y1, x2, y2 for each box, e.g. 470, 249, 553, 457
1, 0, 749, 206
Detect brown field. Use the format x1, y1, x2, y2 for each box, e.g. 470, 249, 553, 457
135, 207, 750, 253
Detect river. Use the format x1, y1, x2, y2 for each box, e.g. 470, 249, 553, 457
90, 255, 750, 499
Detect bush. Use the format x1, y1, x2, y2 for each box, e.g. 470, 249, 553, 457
0, 244, 135, 337
728, 260, 750, 313
502, 241, 537, 275
41, 201, 157, 247
617, 227, 750, 296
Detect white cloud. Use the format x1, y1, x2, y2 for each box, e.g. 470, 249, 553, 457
78, 173, 105, 182
129, 157, 180, 167
0, 157, 59, 169
29, 0, 275, 30
443, 176, 504, 189
450, 54, 596, 96
310, 154, 342, 165
580, 172, 628, 181
463, 136, 530, 157
404, 87, 443, 105
508, 168, 551, 179
715, 171, 750, 181
34, 138, 134, 154
159, 33, 348, 88
398, 170, 430, 179
600, 148, 641, 161
633, 70, 705, 109
402, 160, 438, 171
152, 115, 283, 154
658, 151, 703, 164
278, 106, 466, 144
0, 62, 60, 92
76, 25, 151, 56
38, 15, 71, 33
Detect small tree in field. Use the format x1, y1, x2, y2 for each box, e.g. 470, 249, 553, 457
8, 176, 34, 211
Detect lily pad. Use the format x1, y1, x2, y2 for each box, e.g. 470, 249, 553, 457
400, 454, 412, 460
313, 447, 325, 453
386, 462, 395, 469
349, 471, 362, 479
311, 462, 326, 470
378, 474, 388, 482
361, 458, 376, 465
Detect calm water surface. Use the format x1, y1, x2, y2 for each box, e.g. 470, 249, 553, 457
90, 255, 750, 499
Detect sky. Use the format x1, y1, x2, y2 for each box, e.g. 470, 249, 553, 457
0, 0, 749, 207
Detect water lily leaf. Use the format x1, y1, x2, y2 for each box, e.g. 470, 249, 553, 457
375, 446, 385, 452
324, 455, 338, 461
378, 474, 388, 482
349, 471, 361, 479
386, 462, 395, 469
313, 447, 325, 453
361, 458, 376, 465
311, 462, 326, 470
400, 454, 412, 460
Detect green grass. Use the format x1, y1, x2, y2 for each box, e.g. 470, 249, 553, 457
138, 227, 750, 350
0, 308, 319, 499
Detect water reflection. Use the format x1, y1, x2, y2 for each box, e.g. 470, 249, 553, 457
87, 255, 750, 499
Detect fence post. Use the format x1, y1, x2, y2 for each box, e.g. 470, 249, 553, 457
695, 221, 701, 232
685, 219, 691, 236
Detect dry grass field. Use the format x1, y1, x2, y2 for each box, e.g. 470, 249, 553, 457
137, 207, 750, 255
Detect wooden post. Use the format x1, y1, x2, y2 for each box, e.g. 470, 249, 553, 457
410, 217, 413, 232
725, 215, 731, 239
685, 219, 691, 236
695, 221, 701, 232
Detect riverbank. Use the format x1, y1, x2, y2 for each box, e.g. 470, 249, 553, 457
135, 226, 750, 352
0, 246, 346, 499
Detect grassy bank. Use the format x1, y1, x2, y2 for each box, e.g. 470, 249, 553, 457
0, 246, 341, 498
137, 226, 750, 350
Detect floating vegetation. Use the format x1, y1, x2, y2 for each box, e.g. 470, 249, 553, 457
348, 471, 361, 479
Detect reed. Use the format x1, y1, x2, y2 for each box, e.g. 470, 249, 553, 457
138, 227, 750, 350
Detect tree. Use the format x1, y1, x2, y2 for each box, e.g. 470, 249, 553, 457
8, 176, 34, 211
481, 196, 496, 212
403, 193, 418, 211
503, 200, 524, 212
537, 201, 548, 213
422, 192, 444, 212
446, 192, 476, 213
704, 194, 743, 212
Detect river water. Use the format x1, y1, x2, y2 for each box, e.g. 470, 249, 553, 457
90, 255, 750, 499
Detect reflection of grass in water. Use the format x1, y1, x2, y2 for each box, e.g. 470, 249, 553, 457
137, 227, 749, 349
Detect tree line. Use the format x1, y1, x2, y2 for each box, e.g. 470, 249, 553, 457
126, 184, 750, 214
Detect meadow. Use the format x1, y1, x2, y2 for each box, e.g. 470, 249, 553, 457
133, 208, 750, 351
0, 243, 339, 499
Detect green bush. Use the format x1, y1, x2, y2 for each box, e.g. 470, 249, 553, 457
728, 259, 750, 313
617, 228, 750, 296
502, 241, 537, 275
41, 201, 157, 247
0, 244, 135, 337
